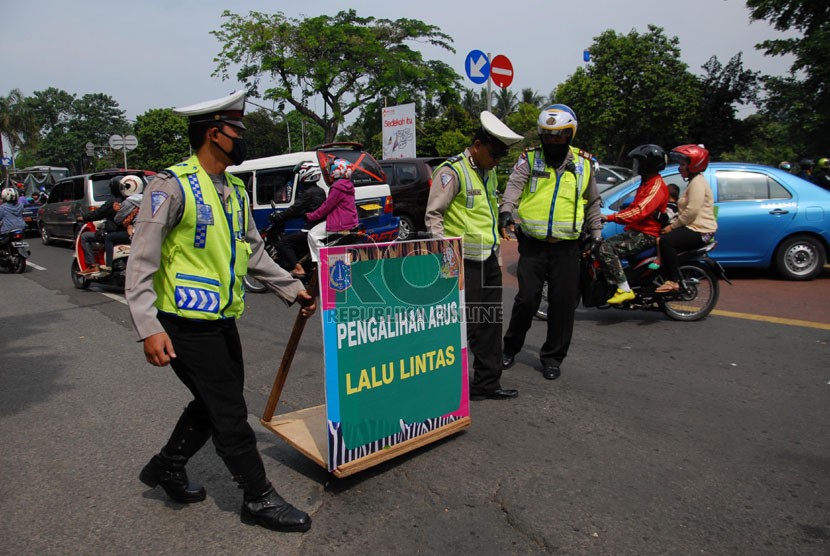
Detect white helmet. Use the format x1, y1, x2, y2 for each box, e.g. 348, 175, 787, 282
295, 161, 322, 183
537, 104, 578, 141
1, 187, 19, 203
119, 175, 144, 196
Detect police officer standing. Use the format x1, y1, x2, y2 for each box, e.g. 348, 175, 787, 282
499, 105, 602, 381
425, 111, 522, 400
126, 91, 315, 533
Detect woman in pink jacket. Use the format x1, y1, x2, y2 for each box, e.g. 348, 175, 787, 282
305, 158, 359, 265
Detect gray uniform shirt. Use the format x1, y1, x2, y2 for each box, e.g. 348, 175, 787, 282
499, 148, 603, 240
125, 169, 304, 341
425, 148, 501, 260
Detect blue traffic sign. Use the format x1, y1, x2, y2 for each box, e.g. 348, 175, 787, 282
1, 157, 11, 167
465, 50, 490, 85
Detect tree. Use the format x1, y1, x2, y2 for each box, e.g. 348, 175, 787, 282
554, 25, 700, 164
130, 108, 189, 171
0, 89, 39, 169
690, 54, 760, 158
31, 91, 129, 172
212, 9, 460, 143
519, 88, 544, 108
492, 88, 518, 120
746, 0, 830, 154
461, 88, 487, 117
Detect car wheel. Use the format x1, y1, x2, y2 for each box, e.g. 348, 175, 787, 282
397, 214, 415, 241
774, 235, 826, 281
40, 223, 53, 245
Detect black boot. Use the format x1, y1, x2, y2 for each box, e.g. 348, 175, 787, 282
140, 405, 211, 503
240, 486, 312, 532
223, 451, 311, 533
139, 450, 207, 503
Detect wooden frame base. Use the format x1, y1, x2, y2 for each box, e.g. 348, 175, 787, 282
261, 407, 470, 478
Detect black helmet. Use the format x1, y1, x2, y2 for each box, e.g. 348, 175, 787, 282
628, 144, 666, 177
109, 176, 124, 198
800, 159, 815, 170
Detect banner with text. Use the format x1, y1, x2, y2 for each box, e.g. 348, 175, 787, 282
381, 103, 416, 159
318, 238, 468, 472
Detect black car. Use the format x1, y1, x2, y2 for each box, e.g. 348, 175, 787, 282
379, 157, 446, 240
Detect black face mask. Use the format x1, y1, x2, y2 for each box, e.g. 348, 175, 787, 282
216, 128, 247, 166
542, 142, 569, 167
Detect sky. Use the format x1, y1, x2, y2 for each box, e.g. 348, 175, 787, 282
2, 0, 798, 156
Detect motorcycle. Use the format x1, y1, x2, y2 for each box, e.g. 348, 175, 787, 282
536, 236, 730, 322
243, 202, 369, 293
71, 222, 130, 289
0, 229, 30, 273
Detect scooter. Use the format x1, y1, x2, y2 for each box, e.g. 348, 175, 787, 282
243, 202, 368, 293
71, 222, 130, 289
0, 229, 30, 273
536, 236, 730, 322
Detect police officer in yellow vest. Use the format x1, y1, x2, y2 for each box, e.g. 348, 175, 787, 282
425, 111, 522, 400
126, 91, 315, 533
499, 105, 602, 381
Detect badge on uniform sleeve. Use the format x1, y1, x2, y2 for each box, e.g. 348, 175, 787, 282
196, 204, 214, 225
151, 191, 169, 216
440, 173, 453, 189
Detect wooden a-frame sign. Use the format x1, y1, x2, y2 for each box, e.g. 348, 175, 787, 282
260, 239, 471, 478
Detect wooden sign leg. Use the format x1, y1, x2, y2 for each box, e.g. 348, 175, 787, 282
261, 272, 319, 423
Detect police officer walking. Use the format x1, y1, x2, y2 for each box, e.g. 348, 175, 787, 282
126, 91, 315, 533
499, 105, 602, 381
425, 111, 522, 400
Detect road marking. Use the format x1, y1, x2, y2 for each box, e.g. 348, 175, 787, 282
712, 309, 830, 331
27, 262, 46, 270
101, 292, 127, 305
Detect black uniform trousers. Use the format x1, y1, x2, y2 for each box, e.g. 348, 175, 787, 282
464, 253, 505, 396
503, 233, 580, 368
157, 313, 264, 478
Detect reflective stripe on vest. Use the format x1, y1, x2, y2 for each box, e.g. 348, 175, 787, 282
517, 147, 590, 241
439, 156, 499, 261
153, 156, 251, 320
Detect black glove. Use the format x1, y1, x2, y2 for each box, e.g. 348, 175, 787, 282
498, 211, 515, 231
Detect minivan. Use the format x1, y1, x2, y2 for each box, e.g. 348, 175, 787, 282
38, 170, 154, 245
228, 143, 399, 243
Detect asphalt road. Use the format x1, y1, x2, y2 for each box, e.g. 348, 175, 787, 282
1, 240, 829, 555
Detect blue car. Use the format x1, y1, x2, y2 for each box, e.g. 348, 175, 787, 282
601, 162, 830, 280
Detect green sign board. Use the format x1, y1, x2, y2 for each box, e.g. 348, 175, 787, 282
318, 238, 469, 472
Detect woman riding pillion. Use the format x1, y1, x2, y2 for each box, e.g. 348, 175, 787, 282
655, 145, 718, 293
305, 158, 359, 263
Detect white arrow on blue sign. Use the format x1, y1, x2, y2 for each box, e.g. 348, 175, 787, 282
1, 157, 11, 167
465, 50, 490, 85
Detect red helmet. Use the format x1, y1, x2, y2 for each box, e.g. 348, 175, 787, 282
670, 144, 709, 173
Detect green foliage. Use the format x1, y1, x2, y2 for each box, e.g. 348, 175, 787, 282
130, 109, 190, 170
690, 54, 760, 158
0, 89, 39, 166
506, 103, 540, 144
554, 25, 699, 164
719, 113, 798, 165
212, 9, 459, 143
492, 88, 518, 120
25, 89, 129, 173
434, 130, 468, 157
747, 0, 829, 155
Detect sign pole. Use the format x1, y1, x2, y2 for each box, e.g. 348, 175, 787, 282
486, 51, 492, 111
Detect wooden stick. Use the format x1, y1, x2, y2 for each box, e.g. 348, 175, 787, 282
261, 271, 319, 423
